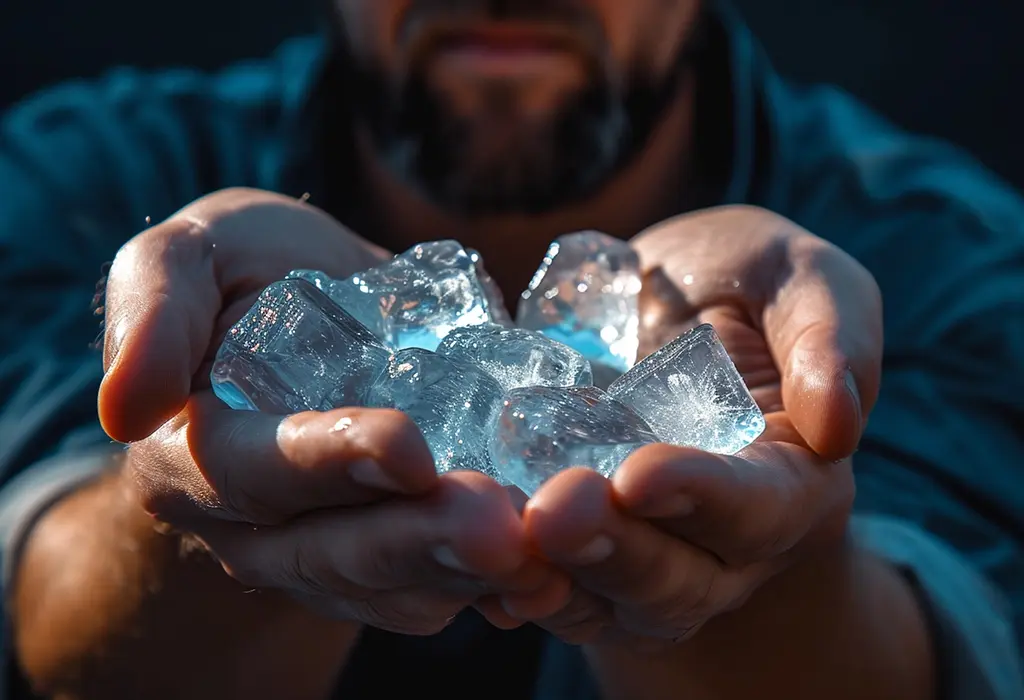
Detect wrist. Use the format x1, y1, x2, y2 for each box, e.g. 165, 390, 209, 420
14, 456, 363, 699
580, 544, 933, 700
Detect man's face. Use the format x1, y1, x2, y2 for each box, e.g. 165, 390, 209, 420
335, 0, 702, 215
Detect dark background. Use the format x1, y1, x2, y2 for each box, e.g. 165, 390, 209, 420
1, 0, 1021, 190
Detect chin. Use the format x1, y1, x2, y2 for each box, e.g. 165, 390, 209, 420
404, 151, 610, 216
389, 113, 628, 216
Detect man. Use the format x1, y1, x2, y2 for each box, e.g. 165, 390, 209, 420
0, 0, 1022, 698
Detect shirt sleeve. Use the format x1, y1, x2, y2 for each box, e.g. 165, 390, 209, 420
763, 71, 1024, 693
0, 73, 215, 697
794, 120, 1024, 696
849, 202, 1024, 698
0, 44, 320, 696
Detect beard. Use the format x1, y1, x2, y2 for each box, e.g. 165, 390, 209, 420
334, 1, 690, 217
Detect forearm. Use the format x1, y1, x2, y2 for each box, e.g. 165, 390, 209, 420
11, 462, 360, 700
584, 542, 936, 700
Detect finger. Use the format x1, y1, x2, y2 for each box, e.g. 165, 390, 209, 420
474, 596, 528, 630
351, 589, 469, 636
637, 266, 699, 360
493, 569, 574, 621
514, 588, 613, 645
474, 566, 575, 629
762, 239, 882, 460
133, 393, 437, 525
634, 210, 882, 461
99, 216, 219, 442
206, 471, 531, 596
612, 443, 854, 566
525, 469, 750, 638
99, 189, 388, 442
303, 588, 471, 637
505, 485, 529, 514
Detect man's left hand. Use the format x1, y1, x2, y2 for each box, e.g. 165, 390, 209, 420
476, 205, 883, 647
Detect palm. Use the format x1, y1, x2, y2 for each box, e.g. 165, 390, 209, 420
637, 272, 803, 447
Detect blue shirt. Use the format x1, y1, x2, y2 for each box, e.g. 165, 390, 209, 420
1, 3, 1022, 698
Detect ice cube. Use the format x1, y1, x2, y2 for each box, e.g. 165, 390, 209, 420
467, 248, 514, 326
608, 324, 765, 454
288, 240, 495, 351
489, 386, 659, 496
285, 269, 390, 340
436, 325, 593, 393
367, 348, 505, 477
517, 231, 642, 374
211, 279, 391, 414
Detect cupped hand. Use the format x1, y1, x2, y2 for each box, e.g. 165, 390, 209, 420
100, 188, 569, 635
477, 205, 882, 646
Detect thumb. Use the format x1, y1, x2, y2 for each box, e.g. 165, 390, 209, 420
768, 245, 882, 460
99, 188, 389, 443
99, 216, 219, 443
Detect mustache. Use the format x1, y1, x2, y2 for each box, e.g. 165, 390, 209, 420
402, 0, 595, 24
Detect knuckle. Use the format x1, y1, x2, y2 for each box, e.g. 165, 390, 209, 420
127, 418, 206, 521
731, 505, 789, 564
644, 559, 721, 627
359, 541, 419, 589
625, 544, 681, 606
213, 470, 282, 525
539, 590, 607, 645
285, 536, 375, 601
189, 411, 283, 524
128, 216, 210, 273
281, 539, 340, 598
614, 601, 704, 644
186, 188, 326, 244
681, 562, 719, 618
284, 542, 331, 597
207, 186, 262, 202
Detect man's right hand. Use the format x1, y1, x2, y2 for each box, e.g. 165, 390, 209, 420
99, 188, 567, 635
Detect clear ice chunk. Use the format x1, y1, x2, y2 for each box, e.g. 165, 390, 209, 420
285, 269, 389, 341
516, 231, 642, 374
288, 240, 495, 352
367, 348, 505, 477
468, 248, 514, 326
608, 324, 765, 454
490, 386, 660, 496
436, 325, 593, 393
211, 279, 391, 414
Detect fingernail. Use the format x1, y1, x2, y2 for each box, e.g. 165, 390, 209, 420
845, 370, 863, 427
348, 458, 400, 492
572, 535, 615, 565
433, 545, 473, 573
501, 596, 527, 620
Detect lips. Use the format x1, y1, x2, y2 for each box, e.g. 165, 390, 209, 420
406, 20, 595, 67
436, 23, 577, 53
